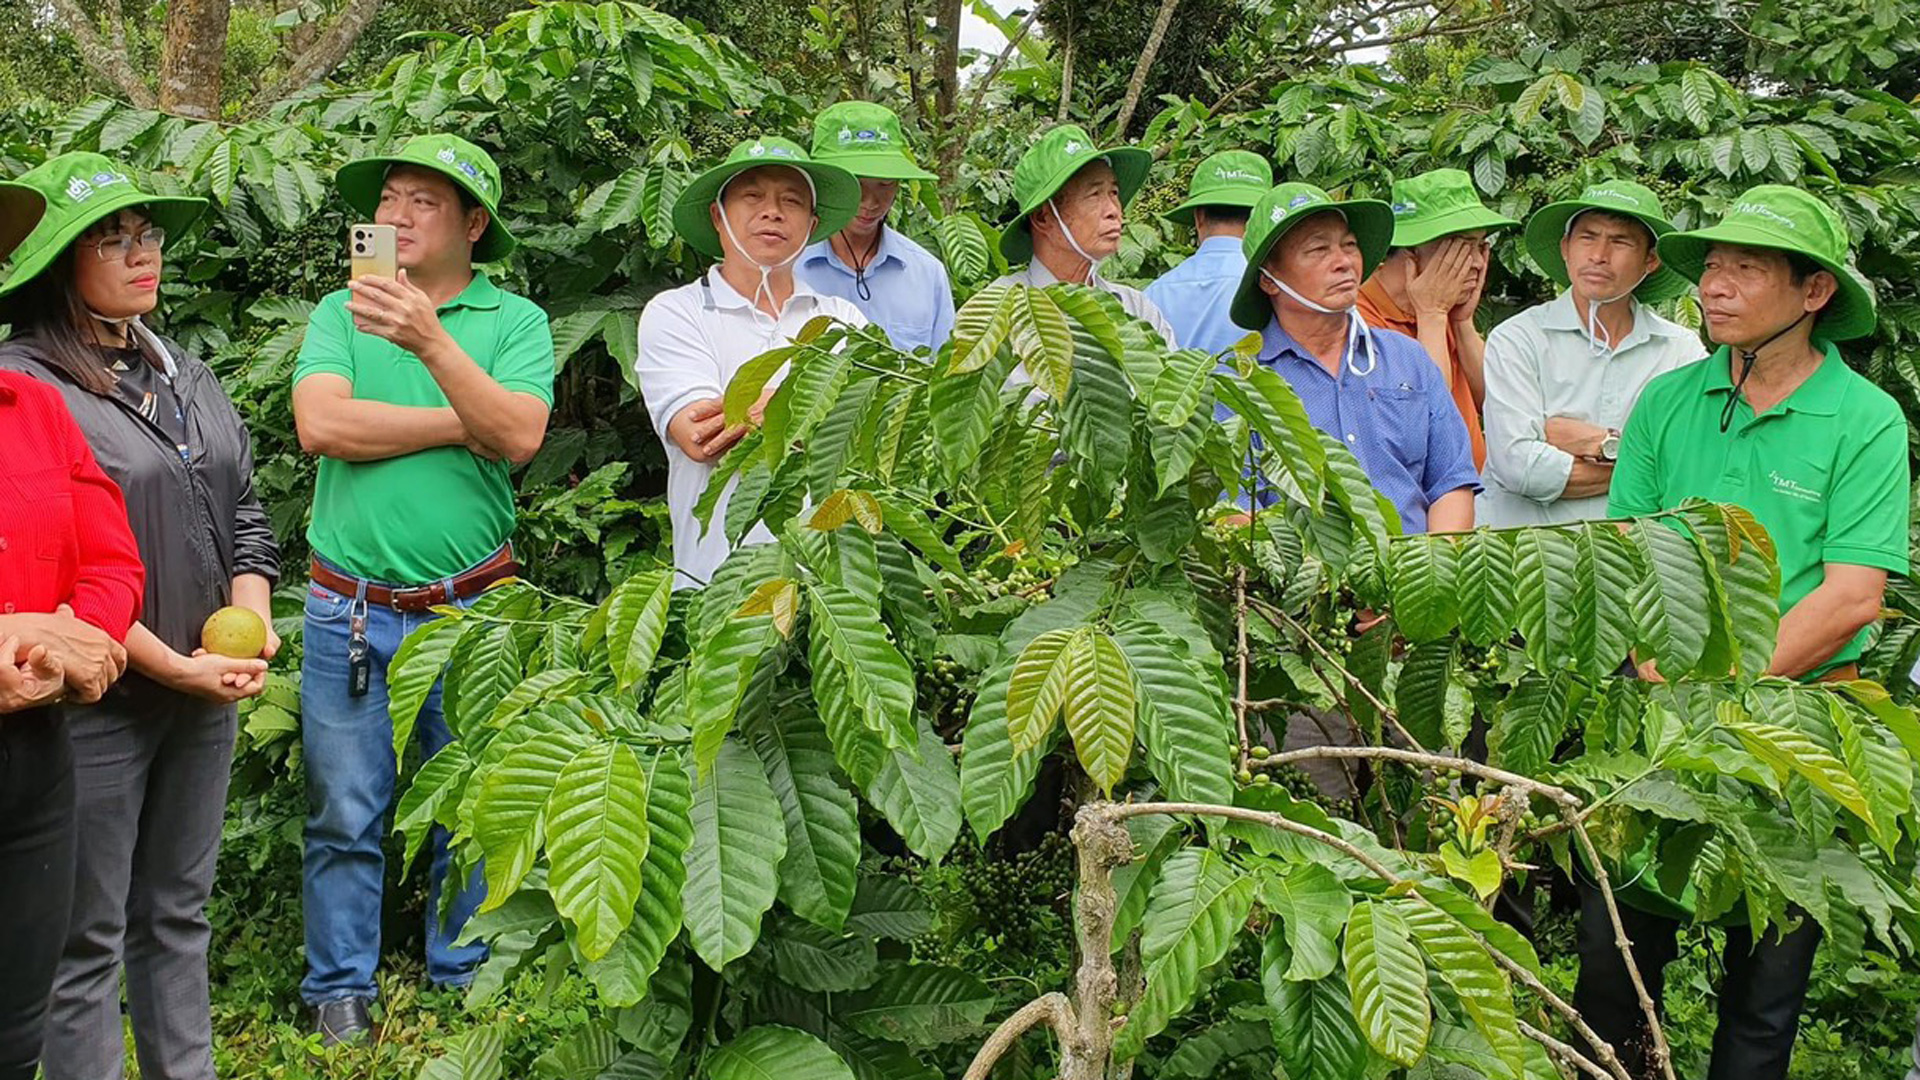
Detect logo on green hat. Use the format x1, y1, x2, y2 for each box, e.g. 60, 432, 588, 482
64, 171, 130, 203
1584, 187, 1637, 207
1215, 167, 1262, 183
1287, 193, 1318, 209
1391, 200, 1417, 216
1733, 201, 1798, 230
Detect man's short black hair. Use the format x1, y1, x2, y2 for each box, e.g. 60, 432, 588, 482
1195, 204, 1251, 225
1783, 249, 1822, 284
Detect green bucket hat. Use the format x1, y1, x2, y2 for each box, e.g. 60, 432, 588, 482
670, 136, 861, 261
0, 181, 46, 263
810, 101, 937, 182
1388, 168, 1518, 249
336, 134, 516, 262
1523, 179, 1689, 303
0, 152, 206, 300
1656, 184, 1876, 341
1000, 124, 1152, 264
1229, 182, 1394, 330
1163, 150, 1273, 227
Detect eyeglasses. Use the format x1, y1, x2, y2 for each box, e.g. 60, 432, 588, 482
89, 228, 166, 262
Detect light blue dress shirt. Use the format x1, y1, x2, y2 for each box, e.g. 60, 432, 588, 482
1252, 319, 1481, 534
1145, 235, 1249, 358
797, 228, 956, 356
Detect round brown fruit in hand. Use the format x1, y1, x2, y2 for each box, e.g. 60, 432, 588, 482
201, 606, 268, 659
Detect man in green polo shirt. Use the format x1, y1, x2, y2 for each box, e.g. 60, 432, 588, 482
1580, 185, 1908, 1080
290, 134, 555, 1045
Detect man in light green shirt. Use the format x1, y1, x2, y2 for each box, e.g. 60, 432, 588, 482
290, 134, 554, 1045
1479, 180, 1700, 526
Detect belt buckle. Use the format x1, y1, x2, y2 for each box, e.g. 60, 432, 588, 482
391, 585, 438, 613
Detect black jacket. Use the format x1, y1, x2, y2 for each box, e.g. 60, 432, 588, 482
0, 332, 280, 672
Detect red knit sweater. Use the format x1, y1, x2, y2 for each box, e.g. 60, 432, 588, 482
0, 371, 144, 638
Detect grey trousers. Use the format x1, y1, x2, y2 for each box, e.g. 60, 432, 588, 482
41, 687, 235, 1080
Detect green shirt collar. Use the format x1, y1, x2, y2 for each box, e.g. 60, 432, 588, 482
1701, 339, 1846, 417
442, 271, 504, 312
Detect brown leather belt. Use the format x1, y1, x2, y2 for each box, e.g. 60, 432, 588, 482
309, 546, 520, 613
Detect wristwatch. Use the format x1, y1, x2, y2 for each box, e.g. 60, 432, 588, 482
1598, 428, 1621, 462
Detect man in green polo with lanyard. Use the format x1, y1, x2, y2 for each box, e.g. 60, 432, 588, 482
291, 134, 555, 1045
1581, 185, 1908, 1080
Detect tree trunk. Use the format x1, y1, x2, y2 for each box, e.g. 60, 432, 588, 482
47, 0, 156, 107
253, 0, 385, 110
932, 0, 962, 120
1055, 28, 1074, 120
1112, 0, 1181, 136
159, 0, 231, 119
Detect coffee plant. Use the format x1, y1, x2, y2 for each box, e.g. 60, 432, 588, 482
389, 283, 1920, 1080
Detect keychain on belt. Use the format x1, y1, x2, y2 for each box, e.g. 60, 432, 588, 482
347, 596, 372, 697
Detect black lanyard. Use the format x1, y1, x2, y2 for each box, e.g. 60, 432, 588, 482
839, 228, 884, 303
1721, 312, 1810, 433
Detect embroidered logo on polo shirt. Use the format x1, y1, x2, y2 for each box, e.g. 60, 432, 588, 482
1769, 469, 1823, 504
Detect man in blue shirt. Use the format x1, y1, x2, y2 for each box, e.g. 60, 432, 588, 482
1228, 182, 1480, 533
1146, 149, 1271, 356
797, 101, 955, 355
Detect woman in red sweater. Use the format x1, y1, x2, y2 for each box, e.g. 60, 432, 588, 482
0, 185, 145, 1080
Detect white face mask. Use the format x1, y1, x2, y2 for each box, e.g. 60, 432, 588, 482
1260, 266, 1377, 377
716, 168, 818, 317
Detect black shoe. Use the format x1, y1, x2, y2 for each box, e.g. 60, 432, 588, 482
312, 997, 373, 1047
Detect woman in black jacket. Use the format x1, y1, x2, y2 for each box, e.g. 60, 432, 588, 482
0, 151, 280, 1080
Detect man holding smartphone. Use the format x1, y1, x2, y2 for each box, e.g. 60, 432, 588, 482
290, 133, 554, 1045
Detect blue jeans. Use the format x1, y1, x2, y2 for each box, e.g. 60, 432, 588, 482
299, 571, 487, 1004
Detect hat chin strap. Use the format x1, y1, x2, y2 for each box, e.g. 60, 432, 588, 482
716, 170, 817, 319
1580, 272, 1647, 355
1720, 310, 1811, 433
1045, 198, 1106, 288
88, 310, 170, 368
1261, 268, 1377, 377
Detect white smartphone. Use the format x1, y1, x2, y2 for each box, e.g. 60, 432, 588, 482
348, 223, 397, 281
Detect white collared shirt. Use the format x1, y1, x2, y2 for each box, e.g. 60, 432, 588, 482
635, 268, 868, 586
1479, 291, 1703, 527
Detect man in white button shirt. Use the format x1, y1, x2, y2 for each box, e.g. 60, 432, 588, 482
635, 137, 866, 586
991, 123, 1176, 348
1479, 179, 1701, 526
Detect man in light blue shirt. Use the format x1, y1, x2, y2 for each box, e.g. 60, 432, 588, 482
797, 101, 955, 355
1228, 182, 1480, 533
1146, 149, 1271, 356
